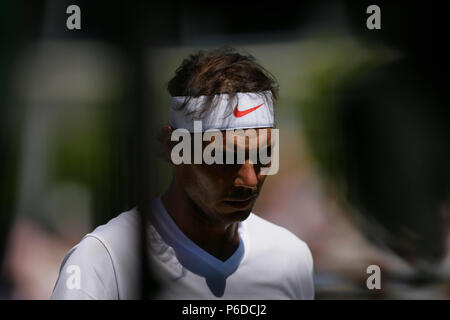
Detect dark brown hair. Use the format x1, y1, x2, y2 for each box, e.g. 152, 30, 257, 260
167, 47, 279, 117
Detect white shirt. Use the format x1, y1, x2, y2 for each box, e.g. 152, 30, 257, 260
51, 197, 314, 299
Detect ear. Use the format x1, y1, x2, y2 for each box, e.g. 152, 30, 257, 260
159, 124, 174, 163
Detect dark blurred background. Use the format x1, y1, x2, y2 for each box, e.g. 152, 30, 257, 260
0, 0, 449, 299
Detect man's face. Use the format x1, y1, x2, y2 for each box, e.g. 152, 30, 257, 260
175, 128, 273, 224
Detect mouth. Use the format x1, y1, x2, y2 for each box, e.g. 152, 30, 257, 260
223, 196, 256, 209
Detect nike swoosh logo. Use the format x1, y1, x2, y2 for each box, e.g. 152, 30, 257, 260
233, 103, 264, 117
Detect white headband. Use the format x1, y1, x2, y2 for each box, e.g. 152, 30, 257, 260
169, 91, 274, 132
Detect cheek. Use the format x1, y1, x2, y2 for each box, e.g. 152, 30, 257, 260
257, 174, 267, 186
200, 167, 228, 193
187, 166, 227, 201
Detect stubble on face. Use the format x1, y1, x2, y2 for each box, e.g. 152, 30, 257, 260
175, 128, 272, 225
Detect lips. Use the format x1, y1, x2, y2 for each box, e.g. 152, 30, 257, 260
223, 196, 256, 209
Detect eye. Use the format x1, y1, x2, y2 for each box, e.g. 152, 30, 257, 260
254, 161, 271, 170
223, 150, 239, 164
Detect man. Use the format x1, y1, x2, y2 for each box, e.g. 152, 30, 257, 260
51, 48, 314, 299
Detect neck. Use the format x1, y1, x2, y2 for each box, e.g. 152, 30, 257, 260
161, 179, 240, 261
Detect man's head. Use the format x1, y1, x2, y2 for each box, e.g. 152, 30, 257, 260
162, 47, 278, 224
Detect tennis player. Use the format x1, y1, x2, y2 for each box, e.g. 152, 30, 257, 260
51, 48, 314, 299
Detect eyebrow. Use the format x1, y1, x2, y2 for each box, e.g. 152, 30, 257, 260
219, 144, 272, 157
199, 131, 273, 153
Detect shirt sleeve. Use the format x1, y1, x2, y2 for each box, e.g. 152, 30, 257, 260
294, 240, 315, 300
50, 235, 119, 300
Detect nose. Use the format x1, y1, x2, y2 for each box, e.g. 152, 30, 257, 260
233, 160, 258, 188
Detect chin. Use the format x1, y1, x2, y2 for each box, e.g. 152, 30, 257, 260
220, 209, 252, 223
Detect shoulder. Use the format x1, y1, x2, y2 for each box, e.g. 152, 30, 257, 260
51, 235, 118, 299
245, 213, 312, 260
51, 209, 140, 299
244, 213, 315, 299
73, 209, 140, 265
90, 209, 140, 242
